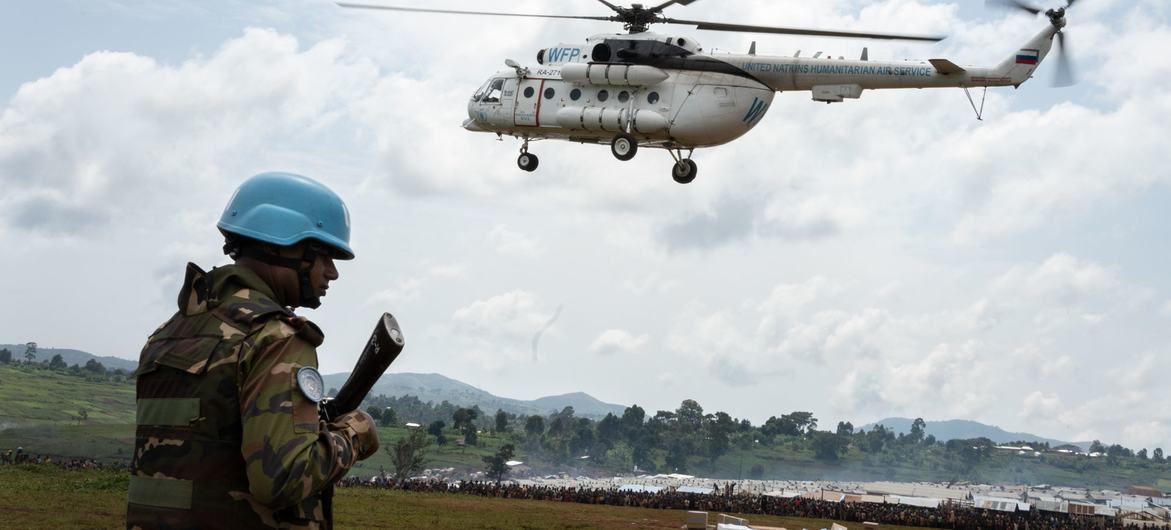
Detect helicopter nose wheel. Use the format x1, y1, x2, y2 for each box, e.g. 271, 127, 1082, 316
610, 133, 638, 161
672, 159, 697, 184
668, 148, 697, 184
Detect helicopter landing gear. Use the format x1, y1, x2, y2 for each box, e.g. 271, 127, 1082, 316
610, 132, 638, 161
517, 141, 538, 172
668, 148, 697, 184
517, 152, 539, 172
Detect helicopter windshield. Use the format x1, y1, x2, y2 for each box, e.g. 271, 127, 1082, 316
473, 77, 506, 103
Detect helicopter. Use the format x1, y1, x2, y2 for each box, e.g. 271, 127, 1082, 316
339, 0, 1077, 184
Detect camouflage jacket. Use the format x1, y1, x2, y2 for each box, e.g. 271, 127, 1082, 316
127, 263, 359, 530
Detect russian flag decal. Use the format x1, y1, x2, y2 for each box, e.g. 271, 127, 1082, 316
1016, 48, 1040, 65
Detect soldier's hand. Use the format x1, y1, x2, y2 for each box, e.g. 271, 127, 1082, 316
329, 410, 380, 460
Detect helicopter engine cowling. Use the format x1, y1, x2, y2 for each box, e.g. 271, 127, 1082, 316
555, 107, 669, 134
560, 63, 670, 86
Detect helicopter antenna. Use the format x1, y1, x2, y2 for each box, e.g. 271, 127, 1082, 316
338, 1, 945, 41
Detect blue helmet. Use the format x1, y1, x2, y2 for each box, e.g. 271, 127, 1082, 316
217, 172, 354, 260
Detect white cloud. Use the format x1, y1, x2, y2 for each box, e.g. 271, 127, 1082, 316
366, 263, 464, 304
487, 225, 543, 258
452, 290, 550, 339
4, 0, 1171, 454
589, 329, 649, 356
1020, 391, 1062, 422
0, 28, 379, 235
1122, 421, 1171, 452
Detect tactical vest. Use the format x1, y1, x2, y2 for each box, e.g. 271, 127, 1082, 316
127, 264, 327, 530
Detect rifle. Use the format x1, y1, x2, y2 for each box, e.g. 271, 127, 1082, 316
321, 312, 405, 422
320, 312, 404, 524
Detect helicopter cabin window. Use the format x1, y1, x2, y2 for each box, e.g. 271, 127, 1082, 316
482, 78, 505, 103
647, 91, 659, 104
618, 91, 630, 103
523, 87, 535, 98
472, 78, 493, 102
543, 87, 555, 99
597, 89, 609, 102
570, 88, 582, 101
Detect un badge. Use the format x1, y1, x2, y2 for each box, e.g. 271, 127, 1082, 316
296, 366, 325, 404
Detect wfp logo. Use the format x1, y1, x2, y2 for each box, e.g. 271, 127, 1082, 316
742, 97, 768, 125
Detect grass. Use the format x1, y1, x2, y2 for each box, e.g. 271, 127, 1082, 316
0, 465, 932, 530
0, 363, 136, 425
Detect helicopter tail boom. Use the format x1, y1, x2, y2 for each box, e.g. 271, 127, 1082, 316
989, 23, 1059, 87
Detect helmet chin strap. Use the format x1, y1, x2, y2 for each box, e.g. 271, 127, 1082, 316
236, 244, 322, 309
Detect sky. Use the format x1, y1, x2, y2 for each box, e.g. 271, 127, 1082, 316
1, 0, 1169, 452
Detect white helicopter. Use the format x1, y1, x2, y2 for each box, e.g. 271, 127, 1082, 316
340, 0, 1077, 184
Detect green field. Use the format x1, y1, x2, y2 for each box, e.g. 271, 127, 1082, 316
0, 464, 930, 530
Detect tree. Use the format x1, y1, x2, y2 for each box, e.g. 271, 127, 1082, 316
453, 408, 479, 445
1089, 440, 1106, 454
908, 418, 926, 445
84, 359, 106, 374
811, 431, 848, 461
365, 406, 383, 422
388, 428, 430, 480
0, 348, 12, 364
1137, 448, 1149, 460
494, 409, 510, 433
705, 411, 736, 465
380, 407, 398, 427
482, 443, 516, 483
619, 405, 646, 443
49, 354, 67, 370
596, 413, 621, 451
428, 420, 446, 437
1153, 448, 1164, 462
24, 342, 37, 363
524, 415, 545, 437
836, 421, 854, 437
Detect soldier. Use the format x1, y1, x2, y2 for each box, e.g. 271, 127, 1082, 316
127, 172, 380, 529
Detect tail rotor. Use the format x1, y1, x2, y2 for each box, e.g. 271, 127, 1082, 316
987, 0, 1079, 86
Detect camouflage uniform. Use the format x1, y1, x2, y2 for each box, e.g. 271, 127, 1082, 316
127, 263, 373, 530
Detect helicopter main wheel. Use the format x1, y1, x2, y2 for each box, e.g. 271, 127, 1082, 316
517, 152, 539, 172
671, 159, 698, 184
610, 133, 638, 161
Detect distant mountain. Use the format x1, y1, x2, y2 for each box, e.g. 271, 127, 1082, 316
321, 372, 626, 419
861, 417, 1083, 449
0, 344, 138, 372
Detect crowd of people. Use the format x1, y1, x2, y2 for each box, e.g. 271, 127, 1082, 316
1, 447, 122, 471
337, 477, 1153, 530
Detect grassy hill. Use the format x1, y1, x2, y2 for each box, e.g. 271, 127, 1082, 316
2, 363, 1167, 491
0, 363, 135, 426
0, 344, 138, 372
321, 371, 626, 419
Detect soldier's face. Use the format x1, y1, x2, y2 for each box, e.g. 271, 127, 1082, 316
307, 254, 339, 299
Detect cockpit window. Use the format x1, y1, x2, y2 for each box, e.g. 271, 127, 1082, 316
474, 78, 506, 103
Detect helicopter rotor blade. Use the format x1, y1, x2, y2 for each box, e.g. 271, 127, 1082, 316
595, 0, 623, 14
985, 0, 1043, 15
1052, 30, 1076, 87
662, 18, 945, 42
336, 3, 615, 23
649, 0, 699, 14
